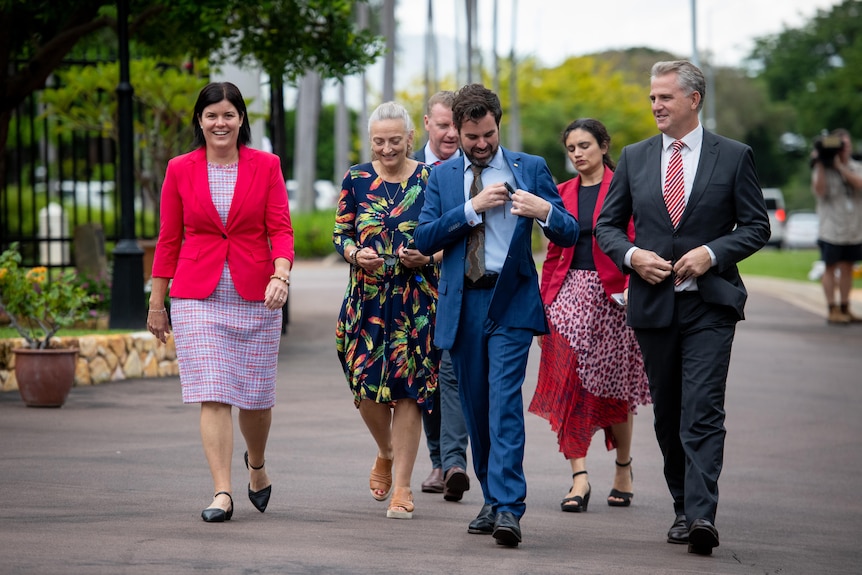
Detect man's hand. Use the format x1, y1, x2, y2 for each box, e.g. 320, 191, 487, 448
471, 182, 512, 214
510, 188, 551, 221
630, 249, 673, 285
672, 246, 712, 286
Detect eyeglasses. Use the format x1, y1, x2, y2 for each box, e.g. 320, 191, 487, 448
380, 253, 399, 266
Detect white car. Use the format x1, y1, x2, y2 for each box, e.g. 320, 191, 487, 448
782, 211, 819, 249
761, 188, 786, 248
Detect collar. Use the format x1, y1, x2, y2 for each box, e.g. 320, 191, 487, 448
662, 124, 703, 152
424, 143, 460, 165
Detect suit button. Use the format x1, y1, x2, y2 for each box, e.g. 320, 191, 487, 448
222, 233, 227, 239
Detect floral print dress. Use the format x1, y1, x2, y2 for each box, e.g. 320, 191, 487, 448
334, 162, 439, 409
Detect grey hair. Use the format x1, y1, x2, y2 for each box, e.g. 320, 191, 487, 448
367, 101, 414, 135
651, 60, 706, 112
426, 90, 455, 115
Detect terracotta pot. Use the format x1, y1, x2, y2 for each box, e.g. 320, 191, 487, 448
13, 348, 79, 408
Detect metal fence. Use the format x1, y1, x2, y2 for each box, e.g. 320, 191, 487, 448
1, 55, 159, 270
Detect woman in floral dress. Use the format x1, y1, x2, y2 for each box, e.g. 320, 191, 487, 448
334, 101, 441, 520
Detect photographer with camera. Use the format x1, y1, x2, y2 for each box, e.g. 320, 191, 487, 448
811, 128, 862, 324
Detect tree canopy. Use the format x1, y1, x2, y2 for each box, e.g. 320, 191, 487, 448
748, 0, 862, 139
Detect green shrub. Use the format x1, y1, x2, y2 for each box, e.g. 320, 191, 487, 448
291, 209, 337, 258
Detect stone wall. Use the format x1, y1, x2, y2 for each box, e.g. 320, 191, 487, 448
0, 333, 178, 393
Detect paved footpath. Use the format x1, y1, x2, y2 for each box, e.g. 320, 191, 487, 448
1, 260, 861, 575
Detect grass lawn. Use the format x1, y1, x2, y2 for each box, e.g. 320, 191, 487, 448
739, 247, 862, 288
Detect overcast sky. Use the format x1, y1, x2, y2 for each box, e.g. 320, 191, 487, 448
395, 0, 842, 69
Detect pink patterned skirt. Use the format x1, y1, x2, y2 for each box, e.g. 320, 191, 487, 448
171, 263, 281, 410
529, 269, 650, 459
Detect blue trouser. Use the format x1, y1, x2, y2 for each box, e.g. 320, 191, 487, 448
449, 287, 531, 518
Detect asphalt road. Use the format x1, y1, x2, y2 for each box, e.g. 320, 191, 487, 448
1, 261, 860, 575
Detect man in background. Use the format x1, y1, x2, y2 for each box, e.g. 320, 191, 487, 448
413, 91, 471, 503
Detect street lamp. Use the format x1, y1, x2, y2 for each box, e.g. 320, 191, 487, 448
109, 0, 145, 329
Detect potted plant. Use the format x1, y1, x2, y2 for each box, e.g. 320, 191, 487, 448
0, 243, 97, 407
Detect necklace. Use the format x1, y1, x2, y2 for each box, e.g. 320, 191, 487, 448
381, 179, 402, 205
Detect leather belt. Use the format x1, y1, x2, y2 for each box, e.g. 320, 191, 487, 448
464, 273, 499, 290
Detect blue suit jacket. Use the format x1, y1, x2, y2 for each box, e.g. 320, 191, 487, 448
414, 147, 579, 349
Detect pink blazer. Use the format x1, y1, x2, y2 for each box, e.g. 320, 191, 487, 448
540, 167, 634, 305
152, 145, 294, 301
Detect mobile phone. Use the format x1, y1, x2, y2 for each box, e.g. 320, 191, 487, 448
611, 293, 626, 307
504, 182, 516, 199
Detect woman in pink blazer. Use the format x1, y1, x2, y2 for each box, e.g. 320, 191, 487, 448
148, 82, 294, 523
529, 119, 649, 513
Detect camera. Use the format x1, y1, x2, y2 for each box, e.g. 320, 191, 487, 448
813, 134, 845, 168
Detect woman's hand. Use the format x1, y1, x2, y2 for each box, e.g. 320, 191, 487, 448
147, 309, 171, 344
265, 275, 290, 310
355, 247, 384, 272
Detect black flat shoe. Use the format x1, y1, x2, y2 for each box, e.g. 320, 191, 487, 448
608, 458, 634, 507
245, 451, 272, 513
467, 504, 494, 534
688, 518, 720, 555
667, 514, 689, 544
201, 491, 233, 522
561, 470, 591, 512
492, 511, 522, 547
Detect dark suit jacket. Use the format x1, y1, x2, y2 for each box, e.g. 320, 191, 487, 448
152, 146, 294, 301
414, 147, 579, 349
594, 131, 770, 329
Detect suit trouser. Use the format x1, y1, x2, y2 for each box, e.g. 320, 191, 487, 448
448, 287, 532, 518
634, 292, 737, 525
439, 351, 470, 472
421, 351, 469, 472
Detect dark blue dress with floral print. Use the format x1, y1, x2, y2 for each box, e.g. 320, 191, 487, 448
334, 162, 439, 409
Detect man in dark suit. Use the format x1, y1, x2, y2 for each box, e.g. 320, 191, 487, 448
595, 60, 770, 555
413, 91, 472, 502
415, 84, 578, 547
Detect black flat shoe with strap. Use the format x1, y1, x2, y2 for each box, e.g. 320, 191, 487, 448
607, 458, 634, 507
560, 470, 591, 512
245, 451, 272, 513
201, 491, 234, 522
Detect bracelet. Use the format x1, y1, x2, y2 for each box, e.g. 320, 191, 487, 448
148, 309, 167, 314
428, 255, 434, 265
351, 248, 359, 266
270, 274, 290, 285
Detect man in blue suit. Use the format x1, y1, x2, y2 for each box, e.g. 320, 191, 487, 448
414, 84, 578, 547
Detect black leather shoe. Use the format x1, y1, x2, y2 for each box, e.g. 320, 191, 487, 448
443, 467, 470, 502
667, 514, 688, 544
201, 491, 233, 523
688, 518, 719, 555
245, 451, 272, 513
492, 511, 522, 547
467, 503, 494, 534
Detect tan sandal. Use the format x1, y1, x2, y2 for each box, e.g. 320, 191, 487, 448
386, 487, 414, 519
369, 455, 393, 501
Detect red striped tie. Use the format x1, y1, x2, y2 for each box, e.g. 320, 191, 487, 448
664, 140, 685, 227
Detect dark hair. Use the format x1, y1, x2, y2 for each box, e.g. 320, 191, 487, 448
191, 82, 251, 149
452, 84, 502, 130
561, 118, 616, 170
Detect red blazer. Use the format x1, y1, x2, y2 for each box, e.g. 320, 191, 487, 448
540, 167, 634, 305
152, 145, 294, 301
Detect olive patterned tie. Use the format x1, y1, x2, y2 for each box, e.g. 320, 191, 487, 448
466, 164, 486, 282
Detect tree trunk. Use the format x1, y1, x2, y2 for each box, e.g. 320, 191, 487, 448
382, 0, 396, 102
335, 82, 349, 186
293, 71, 321, 213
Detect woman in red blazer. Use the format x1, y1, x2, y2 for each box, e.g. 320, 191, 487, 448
528, 119, 649, 513
147, 82, 294, 523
